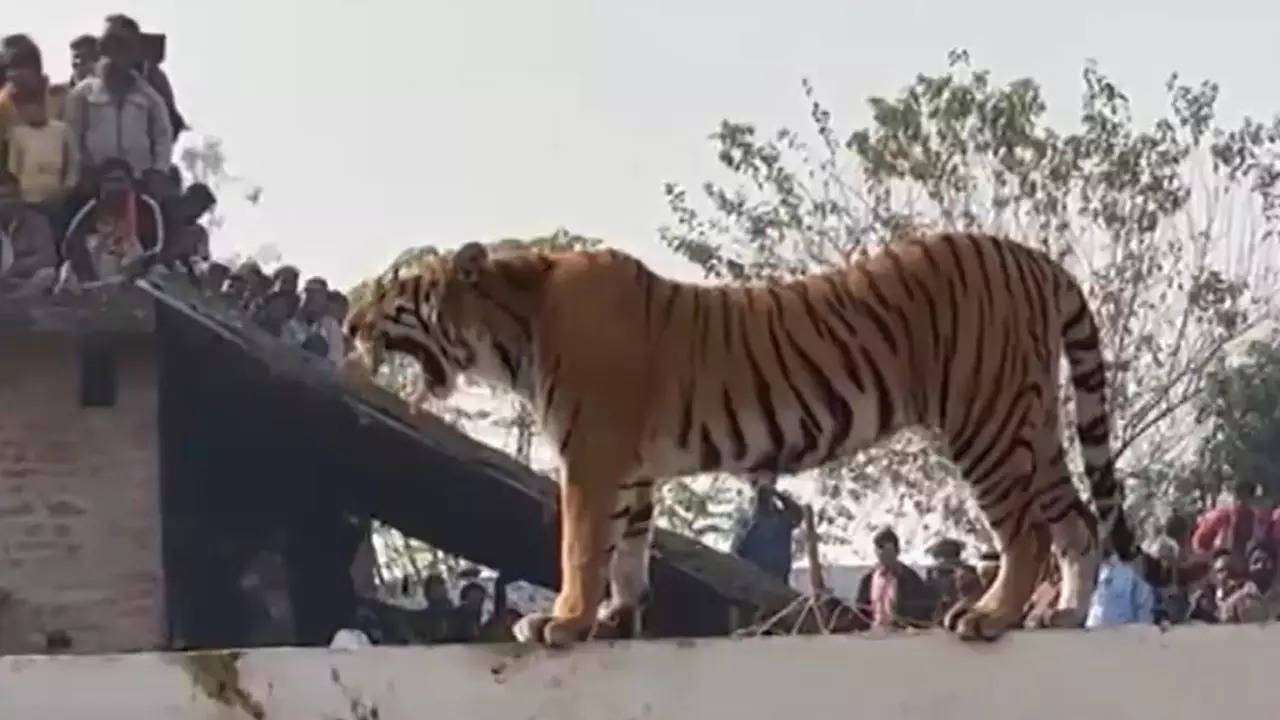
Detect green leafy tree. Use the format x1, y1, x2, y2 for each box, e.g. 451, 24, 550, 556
660, 50, 1280, 558
1193, 333, 1280, 510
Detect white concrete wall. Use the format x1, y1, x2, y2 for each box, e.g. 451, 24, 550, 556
2, 624, 1277, 719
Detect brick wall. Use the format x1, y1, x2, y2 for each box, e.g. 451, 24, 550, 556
0, 333, 164, 654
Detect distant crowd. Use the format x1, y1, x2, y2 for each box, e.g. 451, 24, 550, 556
733, 479, 1280, 631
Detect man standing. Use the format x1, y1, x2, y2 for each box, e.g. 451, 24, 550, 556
69, 35, 100, 86
731, 483, 803, 584
64, 27, 173, 181
103, 14, 187, 140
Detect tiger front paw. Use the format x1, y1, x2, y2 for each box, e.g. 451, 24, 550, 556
512, 613, 586, 648
944, 604, 1015, 642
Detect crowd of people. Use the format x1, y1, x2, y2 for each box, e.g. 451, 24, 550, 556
199, 258, 350, 364
730, 478, 1280, 632
339, 569, 524, 647
1, 15, 351, 363
1, 15, 215, 296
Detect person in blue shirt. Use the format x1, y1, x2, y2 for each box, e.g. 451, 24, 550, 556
731, 484, 804, 584
1085, 551, 1155, 628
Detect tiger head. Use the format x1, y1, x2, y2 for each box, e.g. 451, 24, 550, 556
343, 241, 538, 400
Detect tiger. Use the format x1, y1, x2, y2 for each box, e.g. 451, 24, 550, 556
342, 231, 1135, 647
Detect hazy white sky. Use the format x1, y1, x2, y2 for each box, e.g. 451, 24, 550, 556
10, 0, 1279, 291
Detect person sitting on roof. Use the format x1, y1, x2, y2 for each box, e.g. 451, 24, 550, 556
299, 276, 345, 364
1084, 550, 1154, 629
923, 537, 976, 622
225, 260, 270, 312
271, 264, 300, 296
252, 288, 305, 343
164, 181, 215, 267
851, 527, 934, 630
1215, 540, 1280, 623
58, 157, 164, 288
200, 260, 229, 295
0, 174, 58, 297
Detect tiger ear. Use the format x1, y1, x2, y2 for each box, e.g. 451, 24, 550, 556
453, 241, 489, 285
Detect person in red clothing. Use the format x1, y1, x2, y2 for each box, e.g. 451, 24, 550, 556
1190, 480, 1276, 557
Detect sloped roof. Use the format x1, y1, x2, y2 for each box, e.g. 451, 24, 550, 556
131, 269, 798, 636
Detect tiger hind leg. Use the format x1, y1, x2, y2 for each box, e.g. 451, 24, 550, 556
593, 478, 657, 639
945, 430, 1048, 641
513, 455, 628, 648
1038, 474, 1100, 628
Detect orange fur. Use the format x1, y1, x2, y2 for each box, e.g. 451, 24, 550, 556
345, 232, 1130, 646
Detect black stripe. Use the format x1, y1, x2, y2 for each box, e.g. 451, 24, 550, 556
1073, 364, 1106, 393
847, 295, 898, 356
986, 235, 1015, 301
858, 345, 894, 435
969, 234, 997, 311
977, 466, 1033, 514
766, 291, 820, 467
629, 502, 654, 524
964, 388, 1035, 483
795, 283, 827, 340
909, 237, 944, 278
493, 340, 519, 382
1062, 301, 1088, 334
678, 380, 695, 449
1077, 415, 1108, 445
950, 293, 987, 442
881, 245, 917, 303
541, 355, 562, 426
660, 284, 682, 329
743, 312, 784, 472
940, 234, 970, 295
938, 279, 961, 427
723, 388, 747, 461
559, 401, 582, 454
699, 424, 722, 471
821, 296, 866, 393
1008, 247, 1039, 325
1065, 335, 1097, 355
780, 308, 852, 465
952, 317, 1015, 461
820, 276, 850, 311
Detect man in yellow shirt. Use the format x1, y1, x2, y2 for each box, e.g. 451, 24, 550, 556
6, 77, 78, 205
